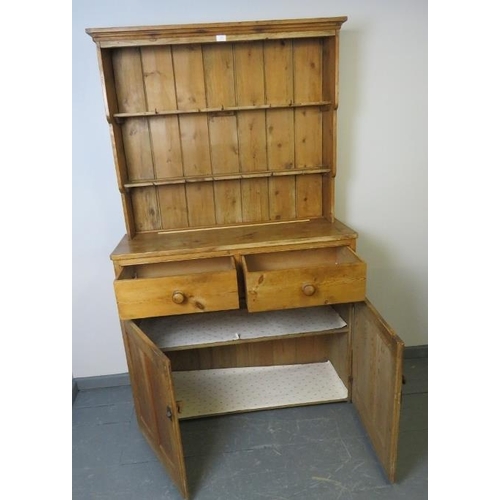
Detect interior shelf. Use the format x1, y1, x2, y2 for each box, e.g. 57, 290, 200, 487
173, 361, 348, 419
123, 167, 330, 188
114, 101, 331, 120
140, 306, 347, 351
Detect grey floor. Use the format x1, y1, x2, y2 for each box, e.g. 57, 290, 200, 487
73, 357, 427, 499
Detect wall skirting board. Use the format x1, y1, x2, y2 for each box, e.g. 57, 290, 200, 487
72, 345, 426, 403
73, 373, 130, 403
72, 378, 78, 404
403, 345, 428, 359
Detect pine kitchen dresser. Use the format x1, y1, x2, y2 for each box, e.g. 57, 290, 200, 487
86, 17, 404, 499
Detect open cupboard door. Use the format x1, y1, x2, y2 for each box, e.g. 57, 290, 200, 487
122, 320, 189, 499
352, 300, 404, 482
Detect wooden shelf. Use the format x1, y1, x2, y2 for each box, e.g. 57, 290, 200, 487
92, 27, 340, 235
139, 306, 347, 351
113, 101, 331, 121
124, 167, 330, 188
173, 361, 348, 419
110, 218, 358, 263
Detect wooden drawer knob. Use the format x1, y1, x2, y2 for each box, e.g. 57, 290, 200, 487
172, 291, 186, 304
302, 284, 316, 296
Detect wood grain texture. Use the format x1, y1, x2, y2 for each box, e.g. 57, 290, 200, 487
321, 36, 338, 220
115, 258, 239, 319
243, 246, 366, 312
112, 48, 147, 113
113, 101, 330, 119
123, 321, 189, 498
264, 40, 296, 220
98, 46, 136, 235
141, 46, 183, 178
168, 334, 336, 371
130, 187, 162, 231
202, 46, 242, 224
96, 25, 344, 233
234, 42, 270, 222
327, 331, 350, 390
330, 303, 353, 396
352, 300, 404, 483
141, 46, 177, 109
111, 218, 358, 262
113, 49, 155, 183
139, 45, 188, 230
296, 174, 323, 218
157, 185, 188, 229
124, 167, 329, 188
97, 49, 128, 187
173, 45, 216, 227
293, 39, 323, 218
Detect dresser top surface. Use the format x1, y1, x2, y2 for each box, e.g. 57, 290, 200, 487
110, 218, 357, 262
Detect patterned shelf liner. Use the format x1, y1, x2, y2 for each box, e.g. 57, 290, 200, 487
140, 306, 347, 350
174, 361, 348, 419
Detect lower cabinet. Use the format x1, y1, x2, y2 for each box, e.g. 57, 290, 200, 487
122, 301, 404, 500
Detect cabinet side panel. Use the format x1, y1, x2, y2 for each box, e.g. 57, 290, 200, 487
327, 332, 349, 389
321, 35, 338, 220
97, 49, 136, 236
97, 49, 128, 187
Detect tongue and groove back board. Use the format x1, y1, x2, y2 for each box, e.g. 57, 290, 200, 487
88, 17, 345, 237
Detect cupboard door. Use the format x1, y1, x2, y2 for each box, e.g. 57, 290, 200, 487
123, 320, 189, 499
352, 300, 404, 482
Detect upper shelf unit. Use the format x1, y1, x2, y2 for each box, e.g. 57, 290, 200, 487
87, 17, 347, 237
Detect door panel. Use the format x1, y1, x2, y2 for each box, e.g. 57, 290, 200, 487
122, 320, 189, 498
352, 300, 404, 482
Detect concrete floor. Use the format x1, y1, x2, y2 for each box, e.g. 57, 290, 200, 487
73, 357, 427, 499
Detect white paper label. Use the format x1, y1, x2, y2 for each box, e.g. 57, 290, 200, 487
216, 34, 227, 42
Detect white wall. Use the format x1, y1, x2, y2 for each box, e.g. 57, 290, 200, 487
73, 0, 427, 378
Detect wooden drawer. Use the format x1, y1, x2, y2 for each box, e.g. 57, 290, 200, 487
242, 247, 366, 312
114, 257, 239, 319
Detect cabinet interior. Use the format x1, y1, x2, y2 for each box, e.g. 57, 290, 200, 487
243, 246, 360, 272
120, 256, 235, 279
136, 305, 352, 419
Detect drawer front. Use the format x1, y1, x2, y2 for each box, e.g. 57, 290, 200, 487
114, 257, 239, 319
242, 247, 366, 312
